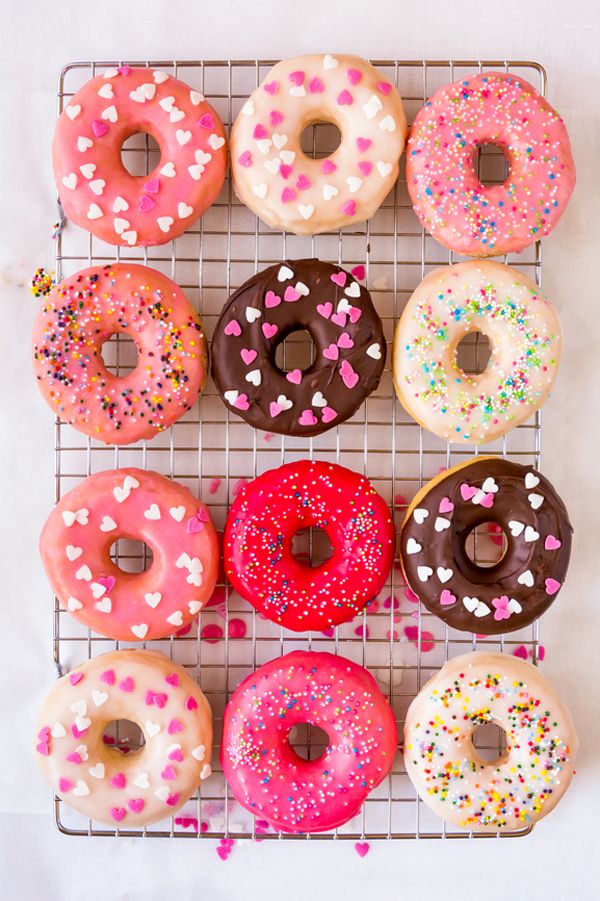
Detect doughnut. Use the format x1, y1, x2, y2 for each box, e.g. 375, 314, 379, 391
53, 66, 227, 246
221, 651, 397, 832
40, 468, 219, 641
404, 651, 577, 831
35, 649, 213, 827
392, 261, 561, 445
211, 259, 386, 436
32, 263, 208, 445
406, 71, 575, 256
400, 456, 572, 635
224, 460, 395, 632
231, 53, 407, 235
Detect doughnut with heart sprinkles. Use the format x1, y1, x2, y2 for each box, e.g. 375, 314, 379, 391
53, 66, 227, 246
221, 651, 398, 832
400, 457, 572, 635
404, 651, 577, 831
35, 649, 213, 827
32, 263, 208, 445
224, 460, 395, 632
392, 261, 562, 445
231, 54, 407, 235
211, 259, 386, 436
406, 71, 575, 256
39, 468, 219, 641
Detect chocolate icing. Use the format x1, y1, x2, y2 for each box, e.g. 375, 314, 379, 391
400, 458, 572, 635
211, 259, 386, 436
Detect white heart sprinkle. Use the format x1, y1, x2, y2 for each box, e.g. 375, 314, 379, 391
188, 164, 204, 181
196, 150, 212, 165
144, 592, 162, 608
155, 786, 170, 801
413, 508, 429, 525
245, 307, 262, 323
95, 597, 112, 613
100, 516, 117, 533
528, 493, 544, 510
144, 504, 161, 520
434, 517, 451, 532
322, 184, 339, 200
79, 163, 96, 179
74, 744, 89, 761
75, 564, 92, 582
189, 601, 203, 615
145, 721, 161, 738
167, 611, 183, 626
405, 537, 422, 555
157, 216, 174, 233
92, 690, 108, 707
169, 107, 185, 123
153, 71, 168, 84
437, 566, 453, 584
113, 218, 130, 235
97, 83, 113, 99
376, 161, 392, 177
160, 162, 176, 178
121, 230, 137, 246
66, 545, 83, 561
112, 195, 129, 212
366, 343, 381, 360
276, 394, 293, 411
75, 715, 91, 732
463, 595, 479, 613
245, 369, 261, 386
323, 54, 339, 70
66, 104, 81, 120
298, 204, 314, 220
363, 94, 383, 119
123, 476, 139, 490
190, 90, 204, 106
70, 699, 86, 716
101, 105, 118, 123
280, 150, 296, 165
278, 266, 294, 282
51, 722, 67, 738
474, 601, 491, 618
252, 182, 268, 199
176, 129, 192, 146
200, 764, 212, 780
113, 486, 129, 503
525, 472, 540, 489
62, 173, 77, 190
103, 68, 118, 79
518, 570, 534, 587
131, 623, 149, 639
524, 526, 540, 543
73, 780, 90, 797
272, 133, 287, 150
508, 598, 523, 614
90, 582, 106, 599
289, 85, 306, 97
295, 281, 309, 296
87, 203, 103, 220
508, 520, 525, 537
77, 136, 93, 153
256, 138, 273, 155
379, 115, 396, 132
208, 133, 225, 151
347, 176, 363, 194
312, 391, 327, 408
345, 282, 360, 298
191, 744, 206, 761
223, 391, 238, 406
178, 202, 193, 219
417, 565, 433, 582
67, 596, 83, 612
89, 763, 105, 779
133, 772, 150, 789
169, 506, 185, 522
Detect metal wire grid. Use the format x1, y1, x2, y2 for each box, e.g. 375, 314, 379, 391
49, 58, 547, 840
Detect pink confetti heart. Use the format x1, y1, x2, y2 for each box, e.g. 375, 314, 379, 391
545, 578, 561, 595
331, 311, 347, 327
92, 119, 109, 138
351, 265, 365, 280
286, 369, 302, 385
165, 792, 180, 807
358, 161, 373, 177
460, 483, 477, 501
138, 194, 155, 212
161, 764, 177, 780
317, 302, 333, 319
224, 319, 241, 337
38, 726, 51, 741
354, 841, 370, 857
110, 772, 126, 789
309, 77, 325, 94
198, 113, 215, 129
59, 778, 74, 793
337, 332, 354, 349
284, 285, 300, 302
347, 68, 362, 85
296, 173, 311, 190
71, 724, 87, 739
341, 199, 356, 216
101, 669, 115, 685
69, 671, 84, 686
111, 807, 126, 822
98, 576, 116, 592
238, 150, 253, 168
119, 677, 134, 692
279, 164, 293, 180
241, 348, 258, 365
289, 70, 305, 86
265, 291, 281, 309
66, 751, 82, 764
513, 644, 528, 660
152, 691, 169, 708
299, 409, 318, 427
36, 741, 50, 756
479, 492, 494, 509
330, 271, 347, 287
128, 799, 145, 813
269, 401, 283, 417
144, 178, 159, 194
252, 122, 266, 140
439, 497, 454, 514
216, 846, 230, 861
356, 137, 372, 153
168, 747, 184, 762
185, 695, 198, 711
545, 535, 561, 550
118, 65, 131, 76
264, 80, 278, 95
440, 589, 457, 607
377, 81, 392, 95
168, 718, 183, 734
233, 393, 250, 411
340, 360, 359, 389
165, 672, 179, 687
270, 110, 284, 126
323, 343, 339, 361
337, 89, 353, 105
348, 306, 362, 323
321, 407, 337, 424
187, 515, 205, 534
321, 159, 336, 174
262, 323, 278, 339
281, 187, 296, 203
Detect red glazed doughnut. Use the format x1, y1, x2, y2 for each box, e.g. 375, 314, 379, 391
40, 468, 219, 641
31, 263, 208, 445
221, 651, 398, 833
53, 66, 227, 246
224, 460, 395, 632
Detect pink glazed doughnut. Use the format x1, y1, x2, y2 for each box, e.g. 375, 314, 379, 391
39, 468, 219, 641
53, 66, 227, 246
406, 71, 576, 256
221, 651, 398, 833
35, 650, 213, 827
32, 263, 208, 445
231, 53, 407, 235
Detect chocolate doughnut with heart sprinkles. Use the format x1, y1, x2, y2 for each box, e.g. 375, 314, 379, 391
400, 456, 572, 635
211, 259, 385, 436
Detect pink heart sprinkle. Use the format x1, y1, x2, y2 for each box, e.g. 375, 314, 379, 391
241, 348, 258, 364
161, 764, 177, 780
545, 578, 561, 595
128, 799, 145, 813
224, 319, 241, 337
59, 778, 74, 793
110, 772, 126, 789
198, 113, 214, 129
460, 483, 477, 501
98, 576, 116, 592
321, 407, 337, 424
153, 692, 168, 708
36, 742, 50, 756
341, 200, 356, 216
71, 724, 86, 739
168, 719, 183, 734
138, 194, 155, 212
187, 515, 204, 534
321, 159, 336, 174
286, 369, 302, 385
317, 302, 333, 319
340, 360, 359, 389
38, 726, 51, 741
355, 841, 370, 858
309, 77, 325, 94
323, 343, 339, 361
356, 137, 372, 153
440, 589, 457, 607
144, 178, 159, 194
513, 644, 529, 660
284, 285, 300, 302
168, 747, 184, 762
289, 70, 305, 86
101, 669, 115, 685
270, 110, 284, 126
216, 846, 230, 861
66, 752, 82, 764
299, 409, 318, 427
119, 677, 134, 692
252, 123, 268, 139
166, 792, 180, 807
238, 150, 253, 168
377, 81, 392, 95
479, 492, 494, 509
337, 332, 354, 349
439, 497, 454, 515
337, 89, 353, 105
347, 68, 362, 85
111, 807, 126, 822
269, 401, 283, 417
69, 672, 84, 686
118, 66, 131, 76
165, 672, 179, 687
92, 119, 109, 138
279, 164, 293, 180
185, 695, 198, 711
281, 187, 296, 203
351, 265, 365, 280
331, 311, 347, 328
358, 161, 373, 177
331, 271, 347, 287
265, 291, 281, 309
354, 625, 369, 639
296, 173, 311, 190
348, 306, 362, 323
233, 393, 250, 411
264, 80, 278, 95
545, 535, 561, 550
262, 323, 278, 339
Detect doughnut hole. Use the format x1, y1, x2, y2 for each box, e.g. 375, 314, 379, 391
120, 131, 161, 176
110, 538, 153, 573
300, 121, 342, 159
103, 719, 146, 754
291, 526, 334, 568
464, 521, 508, 569
274, 328, 315, 373
474, 141, 510, 187
288, 723, 330, 761
101, 332, 139, 377
454, 330, 491, 376
471, 720, 508, 764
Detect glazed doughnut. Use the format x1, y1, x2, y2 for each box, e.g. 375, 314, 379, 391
392, 261, 562, 445
32, 263, 208, 445
231, 53, 407, 235
221, 651, 397, 832
404, 651, 577, 831
53, 66, 227, 246
211, 259, 386, 436
35, 650, 213, 827
406, 71, 575, 256
40, 468, 219, 641
224, 460, 395, 632
400, 457, 572, 635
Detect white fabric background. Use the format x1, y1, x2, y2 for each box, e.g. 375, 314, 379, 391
0, 0, 598, 897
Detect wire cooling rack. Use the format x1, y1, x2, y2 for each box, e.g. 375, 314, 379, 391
50, 58, 547, 840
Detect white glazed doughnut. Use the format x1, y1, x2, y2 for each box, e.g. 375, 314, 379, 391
393, 261, 562, 444
231, 54, 407, 235
404, 652, 577, 832
35, 650, 212, 827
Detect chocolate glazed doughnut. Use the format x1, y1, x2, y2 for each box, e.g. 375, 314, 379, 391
400, 457, 572, 635
211, 259, 386, 436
